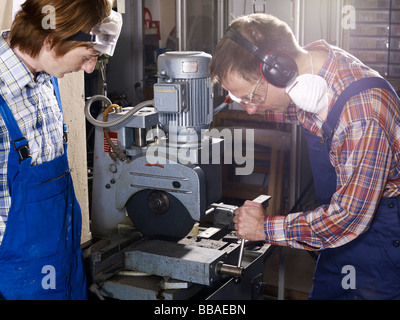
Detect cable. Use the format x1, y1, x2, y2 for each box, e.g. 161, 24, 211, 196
102, 104, 127, 162
84, 95, 154, 128
84, 96, 154, 162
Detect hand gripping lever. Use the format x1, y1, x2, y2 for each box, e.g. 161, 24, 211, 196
214, 195, 270, 282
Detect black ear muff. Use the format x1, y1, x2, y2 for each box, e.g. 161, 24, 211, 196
225, 27, 298, 88
261, 50, 299, 88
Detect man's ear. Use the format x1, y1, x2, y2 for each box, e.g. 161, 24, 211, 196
43, 35, 54, 51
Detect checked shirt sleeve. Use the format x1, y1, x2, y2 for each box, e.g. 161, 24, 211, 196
263, 110, 394, 251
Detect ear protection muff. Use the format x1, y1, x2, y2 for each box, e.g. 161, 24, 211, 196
225, 27, 298, 88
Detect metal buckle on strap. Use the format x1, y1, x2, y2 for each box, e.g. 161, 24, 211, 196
320, 123, 334, 148
13, 138, 31, 163
63, 124, 68, 143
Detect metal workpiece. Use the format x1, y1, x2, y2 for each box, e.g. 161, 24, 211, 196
209, 203, 238, 230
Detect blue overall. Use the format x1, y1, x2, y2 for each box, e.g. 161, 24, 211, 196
304, 77, 400, 300
0, 77, 87, 300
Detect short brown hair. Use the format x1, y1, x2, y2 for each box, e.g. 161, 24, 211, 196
210, 14, 302, 84
10, 0, 112, 58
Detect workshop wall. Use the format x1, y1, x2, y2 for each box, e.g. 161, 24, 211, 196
0, 0, 91, 243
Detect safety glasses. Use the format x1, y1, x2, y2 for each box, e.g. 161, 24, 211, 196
65, 10, 123, 56
228, 77, 268, 106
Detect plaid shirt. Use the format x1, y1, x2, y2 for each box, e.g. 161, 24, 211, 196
264, 40, 400, 250
0, 31, 64, 244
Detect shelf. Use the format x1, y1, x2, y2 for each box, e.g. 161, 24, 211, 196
348, 0, 400, 78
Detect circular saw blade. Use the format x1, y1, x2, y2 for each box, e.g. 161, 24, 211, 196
126, 189, 195, 241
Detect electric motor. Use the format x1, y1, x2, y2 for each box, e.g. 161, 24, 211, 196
154, 51, 213, 141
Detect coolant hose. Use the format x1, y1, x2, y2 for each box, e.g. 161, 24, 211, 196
84, 95, 154, 128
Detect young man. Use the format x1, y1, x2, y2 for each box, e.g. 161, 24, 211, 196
210, 14, 400, 299
0, 0, 122, 299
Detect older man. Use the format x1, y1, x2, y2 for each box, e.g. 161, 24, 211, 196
210, 13, 400, 300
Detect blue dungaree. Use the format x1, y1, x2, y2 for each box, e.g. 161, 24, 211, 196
0, 77, 87, 300
304, 77, 400, 300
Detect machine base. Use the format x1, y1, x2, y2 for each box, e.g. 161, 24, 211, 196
83, 227, 275, 300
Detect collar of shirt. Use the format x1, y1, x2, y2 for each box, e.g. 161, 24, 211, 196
0, 30, 52, 99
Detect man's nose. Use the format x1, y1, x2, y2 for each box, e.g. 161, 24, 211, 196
81, 57, 98, 74
245, 105, 258, 115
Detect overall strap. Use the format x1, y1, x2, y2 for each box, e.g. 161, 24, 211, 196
50, 76, 68, 144
321, 77, 398, 149
51, 76, 63, 114
0, 94, 31, 164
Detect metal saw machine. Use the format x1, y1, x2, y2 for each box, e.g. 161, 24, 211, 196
83, 51, 274, 300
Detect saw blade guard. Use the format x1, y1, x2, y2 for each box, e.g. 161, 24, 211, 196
126, 189, 195, 241
115, 155, 206, 239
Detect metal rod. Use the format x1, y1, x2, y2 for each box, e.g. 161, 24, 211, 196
216, 262, 244, 278
134, 128, 147, 147
176, 0, 187, 51
237, 239, 245, 268
176, 0, 182, 51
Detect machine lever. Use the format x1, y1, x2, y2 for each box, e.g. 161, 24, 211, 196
237, 238, 245, 268
215, 195, 271, 283
235, 195, 270, 269
216, 261, 244, 279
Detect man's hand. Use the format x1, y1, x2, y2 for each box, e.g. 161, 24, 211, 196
233, 200, 266, 241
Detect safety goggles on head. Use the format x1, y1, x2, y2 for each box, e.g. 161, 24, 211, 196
228, 77, 268, 107
65, 10, 123, 56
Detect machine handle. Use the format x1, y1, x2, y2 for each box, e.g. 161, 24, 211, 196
216, 195, 271, 283
235, 195, 270, 278
251, 194, 271, 209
